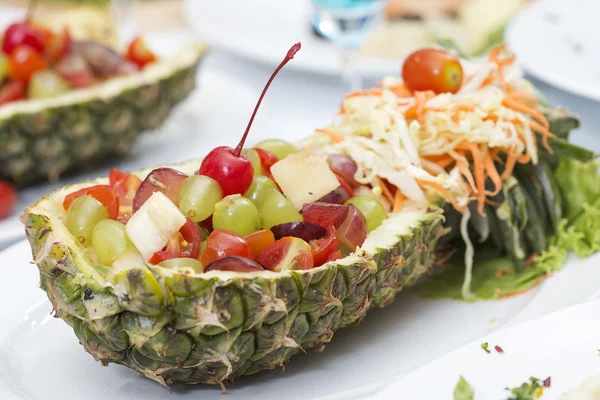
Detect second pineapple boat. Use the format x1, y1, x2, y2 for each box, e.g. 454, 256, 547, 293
23, 44, 599, 386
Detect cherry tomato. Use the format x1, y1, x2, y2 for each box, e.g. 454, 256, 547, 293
2, 22, 45, 54
132, 168, 188, 213
109, 168, 142, 222
310, 226, 338, 267
401, 48, 463, 94
125, 36, 157, 68
257, 237, 314, 272
254, 148, 279, 172
200, 229, 254, 265
149, 217, 201, 263
44, 27, 71, 63
0, 180, 17, 219
8, 45, 48, 82
244, 229, 275, 258
63, 185, 119, 220
0, 80, 26, 106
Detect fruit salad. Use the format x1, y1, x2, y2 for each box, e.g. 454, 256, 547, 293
0, 15, 158, 105
59, 44, 383, 274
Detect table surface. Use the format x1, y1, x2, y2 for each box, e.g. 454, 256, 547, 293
0, 0, 599, 250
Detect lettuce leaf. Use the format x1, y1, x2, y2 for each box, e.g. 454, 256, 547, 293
413, 157, 600, 300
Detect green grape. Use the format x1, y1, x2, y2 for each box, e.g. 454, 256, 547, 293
159, 258, 204, 273
257, 189, 302, 229
177, 175, 223, 223
92, 219, 134, 265
200, 240, 207, 257
65, 195, 110, 246
255, 139, 298, 160
242, 148, 263, 176
213, 194, 262, 236
345, 195, 387, 232
244, 175, 278, 205
28, 70, 70, 99
0, 54, 7, 82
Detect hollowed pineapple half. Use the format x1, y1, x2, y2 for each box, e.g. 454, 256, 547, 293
22, 158, 446, 387
0, 42, 208, 186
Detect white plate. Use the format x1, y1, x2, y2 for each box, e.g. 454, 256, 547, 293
182, 0, 400, 77
2, 238, 600, 400
375, 296, 600, 399
506, 0, 600, 101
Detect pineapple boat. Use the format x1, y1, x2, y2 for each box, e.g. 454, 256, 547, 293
0, 8, 207, 186
23, 44, 600, 387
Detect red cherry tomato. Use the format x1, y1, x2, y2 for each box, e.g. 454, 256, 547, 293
44, 27, 71, 63
402, 48, 463, 94
254, 148, 279, 172
257, 237, 314, 272
310, 226, 338, 267
198, 146, 254, 196
125, 36, 157, 68
2, 22, 45, 54
0, 180, 17, 219
0, 80, 26, 106
149, 217, 201, 264
109, 168, 142, 222
132, 168, 188, 213
63, 185, 119, 220
8, 45, 48, 82
244, 229, 275, 258
201, 229, 254, 265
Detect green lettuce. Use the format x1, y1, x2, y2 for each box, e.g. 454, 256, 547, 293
413, 157, 600, 300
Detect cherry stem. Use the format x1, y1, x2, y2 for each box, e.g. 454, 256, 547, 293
26, 0, 38, 21
233, 42, 302, 156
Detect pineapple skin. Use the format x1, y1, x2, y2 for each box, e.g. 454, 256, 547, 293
23, 172, 446, 386
0, 43, 207, 187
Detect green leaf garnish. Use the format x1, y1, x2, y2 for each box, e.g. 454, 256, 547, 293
481, 342, 491, 354
505, 377, 543, 400
454, 376, 474, 400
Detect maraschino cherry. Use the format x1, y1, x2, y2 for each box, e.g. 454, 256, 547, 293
198, 42, 301, 196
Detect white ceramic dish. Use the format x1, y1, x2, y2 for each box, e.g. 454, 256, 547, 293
506, 0, 600, 101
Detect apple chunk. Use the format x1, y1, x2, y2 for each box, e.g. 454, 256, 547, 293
270, 153, 340, 210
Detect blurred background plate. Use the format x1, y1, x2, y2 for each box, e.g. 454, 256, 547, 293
506, 0, 600, 101
183, 0, 527, 78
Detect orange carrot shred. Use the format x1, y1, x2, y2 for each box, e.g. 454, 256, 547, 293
416, 179, 465, 212
483, 153, 502, 196
389, 84, 411, 98
376, 176, 395, 204
456, 158, 477, 192
393, 190, 405, 212
315, 128, 344, 143
501, 151, 518, 180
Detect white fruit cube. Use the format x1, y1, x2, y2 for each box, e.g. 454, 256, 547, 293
125, 192, 186, 260
271, 153, 340, 210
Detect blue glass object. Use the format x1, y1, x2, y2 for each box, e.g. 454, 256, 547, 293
311, 0, 385, 90
311, 0, 385, 49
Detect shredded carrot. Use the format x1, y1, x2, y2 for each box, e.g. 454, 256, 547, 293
501, 152, 518, 180
375, 176, 395, 204
465, 143, 487, 216
505, 92, 539, 106
344, 88, 382, 99
502, 98, 549, 129
416, 179, 465, 212
528, 120, 555, 153
411, 90, 434, 124
389, 84, 411, 98
456, 158, 477, 192
483, 153, 502, 196
495, 267, 514, 278
315, 128, 344, 143
392, 190, 405, 212
424, 154, 456, 169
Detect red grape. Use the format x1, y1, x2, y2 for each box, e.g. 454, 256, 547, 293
2, 22, 44, 54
